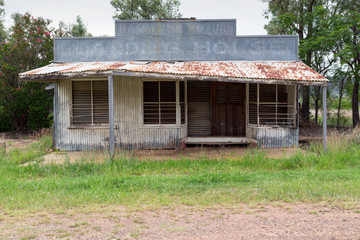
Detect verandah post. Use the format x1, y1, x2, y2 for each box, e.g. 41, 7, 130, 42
108, 74, 115, 158
323, 85, 327, 153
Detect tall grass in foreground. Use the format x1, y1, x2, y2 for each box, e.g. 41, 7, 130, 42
1, 130, 360, 211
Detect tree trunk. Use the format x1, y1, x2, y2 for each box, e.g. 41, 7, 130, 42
352, 78, 359, 127
337, 78, 344, 126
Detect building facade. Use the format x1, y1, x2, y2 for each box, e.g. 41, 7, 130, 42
20, 19, 328, 150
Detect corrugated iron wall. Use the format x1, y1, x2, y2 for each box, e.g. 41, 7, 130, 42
55, 79, 110, 150
113, 76, 185, 149
256, 127, 299, 148
55, 77, 187, 151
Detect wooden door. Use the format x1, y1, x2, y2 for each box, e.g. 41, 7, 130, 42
211, 82, 245, 136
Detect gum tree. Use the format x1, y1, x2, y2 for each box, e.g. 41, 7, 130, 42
261, 0, 326, 124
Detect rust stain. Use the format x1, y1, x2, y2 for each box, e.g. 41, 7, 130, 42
20, 61, 328, 83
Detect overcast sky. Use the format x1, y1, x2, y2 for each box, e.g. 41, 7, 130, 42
3, 0, 268, 36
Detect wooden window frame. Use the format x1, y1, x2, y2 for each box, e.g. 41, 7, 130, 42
247, 83, 296, 128
70, 79, 109, 127
142, 79, 186, 127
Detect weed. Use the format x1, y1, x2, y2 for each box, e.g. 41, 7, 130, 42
1, 133, 360, 212
20, 235, 37, 240
92, 226, 101, 232
69, 222, 88, 228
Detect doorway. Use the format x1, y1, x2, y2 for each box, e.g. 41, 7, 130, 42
211, 82, 245, 136
187, 81, 245, 137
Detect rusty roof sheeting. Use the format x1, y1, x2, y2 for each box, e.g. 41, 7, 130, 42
19, 61, 328, 83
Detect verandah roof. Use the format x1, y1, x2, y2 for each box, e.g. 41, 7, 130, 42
19, 61, 328, 86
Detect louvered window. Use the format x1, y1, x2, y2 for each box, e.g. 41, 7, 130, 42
143, 80, 185, 125
248, 83, 296, 127
180, 81, 185, 124
72, 80, 109, 125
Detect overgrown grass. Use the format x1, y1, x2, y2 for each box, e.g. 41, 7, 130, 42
1, 132, 360, 212
311, 112, 352, 126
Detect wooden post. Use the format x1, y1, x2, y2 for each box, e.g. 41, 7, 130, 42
108, 74, 114, 158
323, 86, 327, 153
53, 82, 58, 149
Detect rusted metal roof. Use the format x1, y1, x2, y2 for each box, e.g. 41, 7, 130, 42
19, 61, 328, 85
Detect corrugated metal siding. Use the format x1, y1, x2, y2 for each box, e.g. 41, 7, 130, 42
55, 76, 186, 150
55, 79, 109, 150
256, 127, 298, 148
113, 76, 184, 149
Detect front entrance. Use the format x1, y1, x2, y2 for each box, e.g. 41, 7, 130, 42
211, 82, 245, 136
187, 81, 245, 137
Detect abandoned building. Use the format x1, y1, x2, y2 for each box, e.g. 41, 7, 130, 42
19, 19, 328, 151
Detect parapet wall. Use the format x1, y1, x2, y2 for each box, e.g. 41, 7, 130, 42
54, 19, 298, 62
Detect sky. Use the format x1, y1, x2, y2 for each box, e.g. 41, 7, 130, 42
3, 0, 269, 36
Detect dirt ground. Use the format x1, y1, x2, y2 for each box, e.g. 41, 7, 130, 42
20, 146, 299, 166
1, 204, 360, 239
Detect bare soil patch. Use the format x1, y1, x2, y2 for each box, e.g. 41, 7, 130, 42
22, 146, 299, 166
1, 204, 360, 239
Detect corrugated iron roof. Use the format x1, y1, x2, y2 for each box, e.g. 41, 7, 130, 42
19, 61, 328, 84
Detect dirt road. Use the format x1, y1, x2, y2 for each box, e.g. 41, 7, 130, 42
1, 204, 360, 239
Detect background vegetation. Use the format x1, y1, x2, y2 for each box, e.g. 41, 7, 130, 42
263, 0, 360, 127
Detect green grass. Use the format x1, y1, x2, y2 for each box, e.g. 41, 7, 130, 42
310, 112, 352, 126
1, 133, 360, 211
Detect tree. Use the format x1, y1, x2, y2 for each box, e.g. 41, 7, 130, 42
70, 15, 92, 37
54, 21, 71, 37
0, 13, 53, 131
332, 68, 350, 126
54, 16, 91, 37
110, 0, 181, 20
330, 1, 360, 127
0, 0, 6, 42
262, 0, 326, 124
311, 0, 360, 127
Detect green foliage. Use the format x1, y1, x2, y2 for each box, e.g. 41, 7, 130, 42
0, 13, 53, 131
315, 112, 352, 126
54, 21, 71, 37
70, 15, 91, 37
1, 133, 360, 210
54, 16, 92, 37
263, 0, 360, 126
111, 0, 181, 20
0, 0, 6, 42
328, 92, 352, 111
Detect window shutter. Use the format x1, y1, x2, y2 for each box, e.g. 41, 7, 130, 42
229, 84, 242, 104
187, 81, 211, 136
180, 81, 185, 124
160, 82, 176, 124
248, 83, 257, 125
143, 82, 160, 124
93, 80, 109, 124
72, 81, 92, 124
